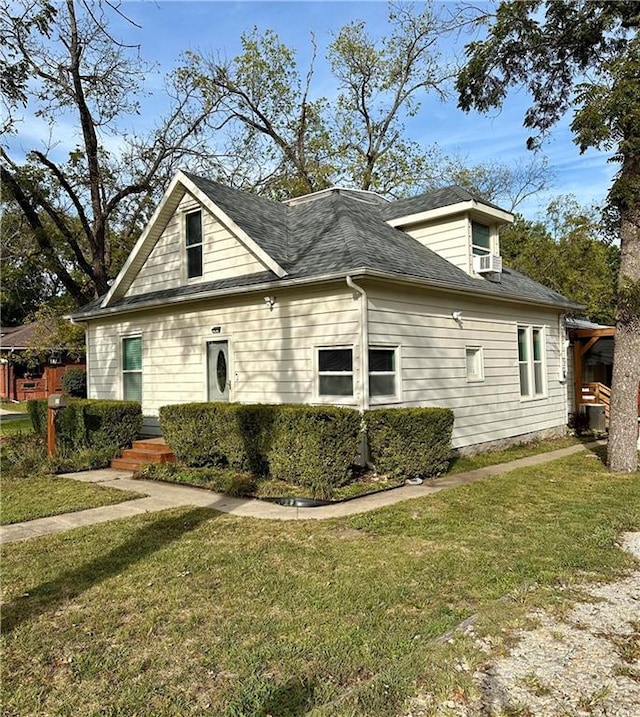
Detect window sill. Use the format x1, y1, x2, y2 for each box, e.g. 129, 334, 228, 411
370, 397, 402, 405
519, 394, 548, 403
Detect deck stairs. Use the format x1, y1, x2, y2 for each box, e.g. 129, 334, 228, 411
110, 437, 175, 472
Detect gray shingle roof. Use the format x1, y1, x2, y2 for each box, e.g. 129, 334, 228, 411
72, 176, 581, 318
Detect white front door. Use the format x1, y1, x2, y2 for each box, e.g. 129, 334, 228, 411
207, 341, 230, 402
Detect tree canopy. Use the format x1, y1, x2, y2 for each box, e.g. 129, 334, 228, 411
457, 0, 640, 471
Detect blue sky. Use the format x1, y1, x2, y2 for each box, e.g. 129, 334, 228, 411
13, 1, 616, 220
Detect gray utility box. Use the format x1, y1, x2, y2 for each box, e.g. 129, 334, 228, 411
585, 404, 606, 432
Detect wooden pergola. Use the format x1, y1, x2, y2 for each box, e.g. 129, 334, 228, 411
569, 326, 615, 415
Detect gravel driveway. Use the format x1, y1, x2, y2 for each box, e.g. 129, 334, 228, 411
407, 532, 640, 717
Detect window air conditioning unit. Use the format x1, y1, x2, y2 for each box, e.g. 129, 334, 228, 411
473, 253, 503, 274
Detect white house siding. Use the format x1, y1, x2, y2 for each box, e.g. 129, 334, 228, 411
403, 216, 471, 274
87, 285, 360, 434
366, 284, 568, 450
125, 194, 267, 298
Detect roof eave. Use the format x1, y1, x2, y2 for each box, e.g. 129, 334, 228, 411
70, 267, 581, 321
387, 200, 513, 228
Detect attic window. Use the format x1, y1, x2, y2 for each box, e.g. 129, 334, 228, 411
186, 210, 203, 279
471, 222, 491, 256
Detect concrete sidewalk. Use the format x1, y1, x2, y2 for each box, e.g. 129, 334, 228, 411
0, 442, 593, 545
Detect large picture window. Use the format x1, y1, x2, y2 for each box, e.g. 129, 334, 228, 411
186, 210, 203, 279
122, 336, 142, 402
517, 326, 545, 399
369, 347, 397, 397
318, 348, 353, 396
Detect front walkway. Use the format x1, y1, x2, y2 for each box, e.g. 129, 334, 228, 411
0, 442, 592, 544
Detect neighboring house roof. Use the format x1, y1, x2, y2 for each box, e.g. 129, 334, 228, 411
0, 324, 39, 350
72, 173, 582, 319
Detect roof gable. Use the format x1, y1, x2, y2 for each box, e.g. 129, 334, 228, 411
102, 172, 288, 308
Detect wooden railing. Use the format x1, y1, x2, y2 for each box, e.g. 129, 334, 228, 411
581, 382, 611, 420
581, 382, 640, 420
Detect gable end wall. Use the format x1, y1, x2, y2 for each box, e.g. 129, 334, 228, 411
125, 194, 267, 298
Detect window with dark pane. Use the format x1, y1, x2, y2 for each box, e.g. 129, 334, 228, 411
186, 210, 203, 279
318, 348, 353, 396
368, 347, 396, 397
471, 222, 491, 256
122, 336, 142, 402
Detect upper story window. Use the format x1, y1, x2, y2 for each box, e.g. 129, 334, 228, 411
518, 325, 546, 399
471, 222, 491, 256
186, 210, 203, 279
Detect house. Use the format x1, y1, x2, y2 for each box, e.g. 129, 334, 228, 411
70, 171, 582, 453
0, 324, 85, 401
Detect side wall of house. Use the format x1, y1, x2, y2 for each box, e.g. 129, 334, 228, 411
366, 284, 568, 450
87, 285, 360, 434
403, 216, 470, 274
125, 193, 267, 298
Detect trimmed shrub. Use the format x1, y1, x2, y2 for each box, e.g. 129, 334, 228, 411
266, 405, 362, 497
27, 398, 142, 451
61, 368, 87, 398
366, 407, 454, 479
160, 402, 362, 498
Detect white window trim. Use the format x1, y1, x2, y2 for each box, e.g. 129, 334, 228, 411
369, 345, 402, 404
313, 345, 358, 405
182, 208, 204, 283
518, 325, 547, 401
121, 332, 143, 403
465, 345, 485, 383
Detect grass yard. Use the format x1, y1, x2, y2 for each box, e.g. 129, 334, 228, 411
1, 476, 143, 525
0, 416, 33, 437
2, 449, 639, 717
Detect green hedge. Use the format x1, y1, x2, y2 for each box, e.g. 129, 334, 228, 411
27, 399, 142, 451
160, 403, 362, 497
366, 407, 454, 479
159, 403, 279, 472
268, 405, 362, 497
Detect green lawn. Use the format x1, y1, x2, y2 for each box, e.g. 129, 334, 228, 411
1, 476, 142, 525
0, 416, 33, 437
2, 450, 639, 717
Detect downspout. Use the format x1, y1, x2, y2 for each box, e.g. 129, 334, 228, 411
346, 276, 369, 411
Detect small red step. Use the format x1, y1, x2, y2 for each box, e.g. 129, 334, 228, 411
110, 437, 175, 472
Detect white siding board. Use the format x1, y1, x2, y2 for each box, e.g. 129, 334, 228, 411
88, 286, 361, 433
126, 193, 268, 298
367, 284, 568, 449
404, 216, 470, 274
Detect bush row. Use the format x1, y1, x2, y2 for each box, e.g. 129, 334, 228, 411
27, 399, 142, 452
160, 403, 453, 496
160, 403, 362, 498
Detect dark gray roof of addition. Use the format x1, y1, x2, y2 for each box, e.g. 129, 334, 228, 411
381, 185, 506, 220
71, 177, 582, 319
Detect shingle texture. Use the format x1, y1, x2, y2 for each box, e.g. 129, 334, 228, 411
72, 176, 581, 318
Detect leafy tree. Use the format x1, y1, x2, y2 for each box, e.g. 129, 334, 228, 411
1, 0, 218, 303
183, 2, 457, 198
457, 1, 640, 472
422, 152, 551, 211
501, 197, 619, 324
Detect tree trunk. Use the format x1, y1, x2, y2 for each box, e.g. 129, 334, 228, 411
607, 198, 640, 473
